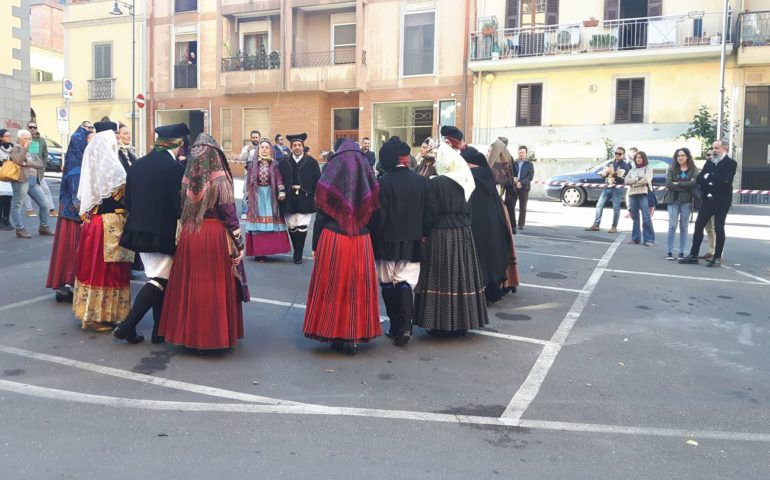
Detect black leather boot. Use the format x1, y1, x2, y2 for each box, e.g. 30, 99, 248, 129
380, 283, 400, 338
114, 280, 163, 344
151, 303, 165, 344
394, 282, 413, 346
291, 230, 307, 264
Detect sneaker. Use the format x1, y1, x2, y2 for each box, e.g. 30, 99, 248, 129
49, 209, 58, 217
15, 228, 32, 239
678, 253, 684, 260
25, 210, 37, 217
678, 254, 699, 264
666, 252, 674, 260
705, 258, 722, 268
38, 226, 55, 236
585, 224, 600, 231
644, 242, 654, 247
626, 240, 640, 245
608, 226, 618, 233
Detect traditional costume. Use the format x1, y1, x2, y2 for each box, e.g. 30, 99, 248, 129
277, 133, 321, 264
46, 125, 88, 303
370, 137, 431, 346
244, 139, 291, 259
488, 138, 517, 232
72, 126, 132, 331
114, 123, 188, 344
158, 134, 249, 350
302, 139, 381, 354
414, 143, 488, 335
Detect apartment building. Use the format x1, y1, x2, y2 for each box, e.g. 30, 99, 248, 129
30, 0, 65, 141
147, 0, 473, 170
469, 0, 770, 196
0, 0, 31, 135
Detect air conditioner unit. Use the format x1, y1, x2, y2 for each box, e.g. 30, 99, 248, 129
556, 27, 581, 47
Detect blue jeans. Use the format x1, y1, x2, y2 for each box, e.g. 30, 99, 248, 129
10, 176, 50, 230
593, 187, 624, 227
666, 201, 691, 255
628, 194, 654, 244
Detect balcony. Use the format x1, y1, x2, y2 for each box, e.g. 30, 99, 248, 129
175, 0, 197, 13
288, 49, 364, 91
737, 11, 770, 65
174, 64, 197, 89
88, 78, 114, 101
221, 51, 280, 72
469, 13, 730, 71
220, 52, 282, 94
290, 48, 357, 68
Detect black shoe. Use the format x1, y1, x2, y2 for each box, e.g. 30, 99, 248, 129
343, 342, 358, 354
54, 287, 73, 304
330, 341, 345, 352
678, 254, 699, 264
394, 331, 411, 346
705, 258, 722, 268
293, 257, 303, 265
151, 335, 165, 344
113, 323, 145, 344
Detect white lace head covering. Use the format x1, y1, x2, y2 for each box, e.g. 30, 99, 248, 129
78, 130, 126, 215
435, 143, 475, 201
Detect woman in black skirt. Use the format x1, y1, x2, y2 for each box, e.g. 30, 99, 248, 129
414, 143, 488, 335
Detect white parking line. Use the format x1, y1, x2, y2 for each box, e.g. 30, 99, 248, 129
722, 265, 770, 285
518, 251, 601, 261
0, 294, 51, 313
519, 234, 615, 245
605, 269, 767, 286
471, 330, 554, 347
2, 379, 769, 443
501, 234, 625, 421
520, 283, 584, 294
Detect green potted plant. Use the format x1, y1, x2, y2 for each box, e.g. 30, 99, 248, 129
482, 21, 496, 36
589, 33, 617, 50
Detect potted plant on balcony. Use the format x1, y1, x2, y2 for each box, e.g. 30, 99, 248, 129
589, 33, 617, 51
583, 17, 599, 28
482, 20, 496, 36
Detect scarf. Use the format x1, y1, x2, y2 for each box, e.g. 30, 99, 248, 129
398, 155, 411, 168
154, 137, 183, 152
446, 137, 466, 151
59, 126, 89, 221
315, 139, 380, 235
180, 133, 235, 231
77, 130, 127, 215
435, 143, 475, 202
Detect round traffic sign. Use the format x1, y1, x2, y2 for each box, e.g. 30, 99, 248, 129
64, 79, 73, 91
136, 93, 145, 109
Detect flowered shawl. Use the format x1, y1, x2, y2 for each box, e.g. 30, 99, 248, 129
77, 130, 126, 215
246, 139, 285, 225
59, 126, 89, 221
180, 133, 235, 231
315, 139, 380, 235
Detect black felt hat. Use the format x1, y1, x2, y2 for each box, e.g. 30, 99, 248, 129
440, 125, 463, 142
154, 123, 190, 138
378, 136, 411, 171
94, 121, 118, 133
286, 133, 307, 145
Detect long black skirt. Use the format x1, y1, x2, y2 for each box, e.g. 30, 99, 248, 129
414, 226, 488, 331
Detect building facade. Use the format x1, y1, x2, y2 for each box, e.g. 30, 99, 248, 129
469, 0, 770, 197
30, 0, 65, 144
147, 0, 473, 171
0, 0, 31, 136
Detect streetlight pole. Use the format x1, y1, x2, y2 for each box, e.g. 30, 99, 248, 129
109, 0, 136, 149
717, 0, 729, 143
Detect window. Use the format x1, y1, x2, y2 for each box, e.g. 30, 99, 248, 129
332, 23, 356, 65
175, 0, 197, 13
174, 40, 197, 89
333, 108, 360, 142
516, 83, 543, 126
31, 70, 53, 82
615, 78, 644, 123
242, 108, 270, 146
220, 108, 232, 151
244, 33, 267, 57
402, 11, 435, 76
94, 43, 112, 79
438, 100, 456, 130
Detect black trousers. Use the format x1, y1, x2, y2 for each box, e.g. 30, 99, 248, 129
690, 200, 730, 259
512, 189, 529, 227
0, 196, 10, 221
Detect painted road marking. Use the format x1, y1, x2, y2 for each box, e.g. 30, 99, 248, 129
722, 264, 770, 285
605, 269, 767, 286
518, 251, 602, 261
518, 234, 614, 245
0, 294, 52, 313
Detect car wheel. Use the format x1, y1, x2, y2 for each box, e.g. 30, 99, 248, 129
561, 186, 585, 207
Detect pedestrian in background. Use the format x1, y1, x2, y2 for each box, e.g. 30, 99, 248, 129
663, 148, 698, 260
585, 146, 629, 233
513, 145, 534, 230
24, 121, 56, 218
624, 150, 655, 246
8, 129, 53, 238
272, 134, 290, 162
0, 129, 14, 231
239, 130, 261, 219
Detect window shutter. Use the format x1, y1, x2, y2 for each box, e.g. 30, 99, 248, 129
530, 83, 543, 125
546, 0, 559, 26
604, 0, 619, 21
630, 78, 644, 123
647, 0, 662, 17
615, 78, 644, 123
615, 79, 630, 123
94, 44, 112, 79
505, 0, 519, 29
517, 83, 543, 126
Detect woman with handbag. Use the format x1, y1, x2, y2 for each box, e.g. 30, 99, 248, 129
7, 130, 53, 238
158, 134, 249, 350
624, 150, 656, 246
0, 129, 15, 230
73, 126, 132, 332
663, 148, 699, 260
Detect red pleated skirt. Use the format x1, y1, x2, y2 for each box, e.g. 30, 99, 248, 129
46, 217, 81, 289
73, 215, 131, 328
303, 230, 381, 343
159, 219, 244, 349
245, 231, 291, 257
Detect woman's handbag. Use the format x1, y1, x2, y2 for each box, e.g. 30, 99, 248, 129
0, 160, 21, 182
102, 213, 135, 263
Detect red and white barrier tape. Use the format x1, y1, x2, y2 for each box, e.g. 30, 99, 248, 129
532, 179, 769, 195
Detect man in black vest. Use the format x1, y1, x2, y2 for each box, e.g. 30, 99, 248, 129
370, 136, 431, 346
277, 133, 321, 264
114, 123, 189, 344
679, 139, 737, 268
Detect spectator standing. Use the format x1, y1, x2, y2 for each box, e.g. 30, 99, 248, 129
272, 134, 290, 162
8, 129, 53, 238
0, 129, 14, 231
624, 150, 655, 246
361, 137, 376, 170
663, 148, 699, 260
585, 147, 629, 233
239, 130, 261, 219
513, 145, 534, 230
24, 121, 56, 217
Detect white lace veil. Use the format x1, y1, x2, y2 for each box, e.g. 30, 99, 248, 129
78, 130, 126, 215
435, 143, 475, 201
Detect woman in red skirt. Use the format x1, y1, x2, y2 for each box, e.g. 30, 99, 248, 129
46, 125, 89, 303
302, 139, 381, 354
158, 134, 249, 350
73, 125, 132, 331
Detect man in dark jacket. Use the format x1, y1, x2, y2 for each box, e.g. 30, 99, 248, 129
370, 136, 431, 346
277, 133, 321, 264
513, 145, 534, 230
679, 139, 737, 268
114, 123, 189, 344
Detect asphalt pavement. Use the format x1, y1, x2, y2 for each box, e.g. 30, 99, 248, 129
1, 177, 769, 479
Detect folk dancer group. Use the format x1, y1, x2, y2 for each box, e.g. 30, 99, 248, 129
42, 122, 520, 354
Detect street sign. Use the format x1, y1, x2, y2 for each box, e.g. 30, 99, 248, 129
62, 78, 73, 99
136, 93, 145, 109
56, 106, 69, 135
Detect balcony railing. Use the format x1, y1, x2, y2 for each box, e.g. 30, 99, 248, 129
174, 64, 197, 89
739, 11, 770, 46
88, 78, 114, 100
222, 51, 280, 72
175, 0, 196, 13
290, 48, 362, 68
470, 13, 730, 61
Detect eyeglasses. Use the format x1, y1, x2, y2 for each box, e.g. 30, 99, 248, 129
28, 126, 37, 130
614, 152, 623, 155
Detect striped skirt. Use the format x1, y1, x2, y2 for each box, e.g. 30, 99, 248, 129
414, 226, 488, 331
303, 229, 381, 343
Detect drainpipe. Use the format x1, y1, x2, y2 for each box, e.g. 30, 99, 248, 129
461, 0, 470, 137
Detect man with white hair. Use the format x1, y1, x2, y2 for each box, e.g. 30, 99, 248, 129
8, 129, 54, 238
